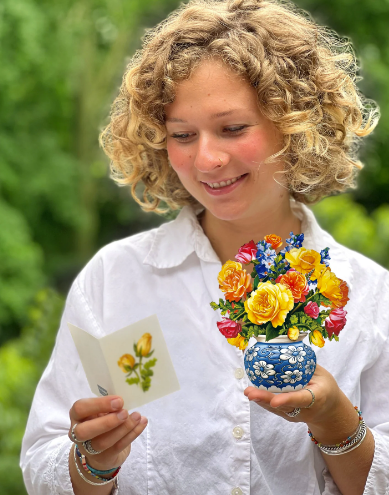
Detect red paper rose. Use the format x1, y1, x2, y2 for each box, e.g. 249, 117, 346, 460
304, 301, 320, 319
325, 307, 347, 337
217, 318, 242, 339
235, 240, 257, 264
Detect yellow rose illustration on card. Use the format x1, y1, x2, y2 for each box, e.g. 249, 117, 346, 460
118, 333, 157, 392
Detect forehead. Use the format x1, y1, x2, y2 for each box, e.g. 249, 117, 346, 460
165, 60, 259, 119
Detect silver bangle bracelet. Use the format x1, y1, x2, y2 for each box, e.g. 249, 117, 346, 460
73, 444, 119, 487
319, 420, 367, 456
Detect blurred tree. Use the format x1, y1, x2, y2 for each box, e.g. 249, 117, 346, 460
296, 0, 389, 210
0, 0, 180, 342
0, 288, 64, 495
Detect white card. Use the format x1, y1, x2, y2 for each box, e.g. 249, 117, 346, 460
68, 314, 180, 410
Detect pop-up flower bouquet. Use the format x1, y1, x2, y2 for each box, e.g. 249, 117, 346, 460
210, 233, 349, 392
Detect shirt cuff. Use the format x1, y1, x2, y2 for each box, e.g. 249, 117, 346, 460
321, 468, 342, 495
50, 437, 74, 495
363, 429, 389, 495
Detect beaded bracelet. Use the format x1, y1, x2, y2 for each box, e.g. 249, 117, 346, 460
73, 445, 119, 487
308, 407, 367, 455
75, 445, 121, 482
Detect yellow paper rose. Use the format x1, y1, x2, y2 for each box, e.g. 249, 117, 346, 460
244, 281, 294, 328
227, 334, 248, 350
287, 326, 300, 341
316, 268, 343, 306
117, 353, 135, 372
285, 247, 323, 277
137, 333, 152, 357
311, 329, 325, 348
218, 260, 253, 302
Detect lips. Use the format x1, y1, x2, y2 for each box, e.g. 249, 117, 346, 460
201, 173, 248, 195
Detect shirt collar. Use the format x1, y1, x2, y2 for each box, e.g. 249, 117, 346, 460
143, 206, 219, 268
143, 201, 354, 289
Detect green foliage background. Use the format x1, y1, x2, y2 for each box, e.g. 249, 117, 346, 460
0, 0, 388, 492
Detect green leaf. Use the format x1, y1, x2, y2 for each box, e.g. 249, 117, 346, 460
210, 302, 219, 310
253, 275, 260, 290
290, 314, 298, 325
265, 323, 280, 341
126, 377, 140, 385
144, 358, 157, 369
145, 350, 154, 358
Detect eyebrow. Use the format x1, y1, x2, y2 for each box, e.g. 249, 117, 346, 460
165, 109, 241, 123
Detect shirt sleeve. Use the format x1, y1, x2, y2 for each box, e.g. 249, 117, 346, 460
322, 272, 389, 495
20, 278, 94, 494
19, 274, 147, 494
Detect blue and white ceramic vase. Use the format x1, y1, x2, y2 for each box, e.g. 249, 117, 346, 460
244, 333, 316, 393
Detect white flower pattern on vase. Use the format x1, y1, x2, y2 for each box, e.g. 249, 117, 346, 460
281, 370, 303, 384
246, 349, 258, 362
247, 369, 255, 380
305, 359, 315, 375
253, 361, 276, 379
280, 345, 306, 364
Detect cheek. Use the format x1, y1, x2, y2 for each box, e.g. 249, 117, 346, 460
166, 142, 189, 172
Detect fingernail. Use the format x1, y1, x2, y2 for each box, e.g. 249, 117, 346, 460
117, 409, 128, 420
111, 398, 122, 410
140, 416, 148, 425
131, 411, 141, 422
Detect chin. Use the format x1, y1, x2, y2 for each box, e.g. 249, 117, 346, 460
204, 203, 251, 222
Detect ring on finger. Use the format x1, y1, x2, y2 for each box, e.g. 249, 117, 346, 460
284, 407, 301, 418
304, 388, 315, 409
71, 423, 82, 443
83, 439, 103, 455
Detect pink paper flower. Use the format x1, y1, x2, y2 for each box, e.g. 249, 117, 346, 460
325, 307, 347, 337
235, 240, 257, 264
217, 318, 242, 339
304, 301, 320, 319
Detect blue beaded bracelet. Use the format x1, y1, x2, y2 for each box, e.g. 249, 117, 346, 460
75, 445, 119, 475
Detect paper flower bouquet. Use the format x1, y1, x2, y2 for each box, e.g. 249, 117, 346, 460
210, 233, 350, 391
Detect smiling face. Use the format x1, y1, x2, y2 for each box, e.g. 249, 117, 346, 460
165, 59, 287, 223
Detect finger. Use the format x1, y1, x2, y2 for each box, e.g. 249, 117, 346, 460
269, 387, 317, 410
71, 409, 130, 443
70, 396, 124, 422
108, 416, 148, 455
83, 411, 142, 453
244, 386, 276, 404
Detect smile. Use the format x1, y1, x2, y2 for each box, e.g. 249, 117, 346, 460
202, 174, 246, 189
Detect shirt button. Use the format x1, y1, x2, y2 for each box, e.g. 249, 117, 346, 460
234, 368, 244, 379
231, 488, 243, 495
232, 426, 244, 439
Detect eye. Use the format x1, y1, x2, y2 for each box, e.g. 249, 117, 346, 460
170, 132, 195, 142
223, 125, 248, 134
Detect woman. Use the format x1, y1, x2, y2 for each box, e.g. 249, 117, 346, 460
21, 0, 389, 494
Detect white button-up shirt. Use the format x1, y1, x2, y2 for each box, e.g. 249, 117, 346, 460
20, 201, 389, 494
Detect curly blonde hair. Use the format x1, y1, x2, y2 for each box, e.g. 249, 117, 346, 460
100, 0, 379, 213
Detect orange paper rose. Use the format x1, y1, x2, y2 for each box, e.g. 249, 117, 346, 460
287, 326, 300, 341
227, 334, 248, 350
285, 247, 323, 277
316, 268, 344, 307
311, 329, 325, 348
264, 234, 283, 250
218, 260, 253, 302
276, 269, 309, 302
244, 281, 294, 328
137, 333, 152, 356
117, 353, 135, 372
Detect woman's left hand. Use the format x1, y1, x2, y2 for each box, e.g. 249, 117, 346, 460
244, 363, 342, 426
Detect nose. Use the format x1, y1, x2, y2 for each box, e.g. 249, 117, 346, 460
193, 135, 229, 173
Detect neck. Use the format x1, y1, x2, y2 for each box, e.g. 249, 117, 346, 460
199, 198, 301, 265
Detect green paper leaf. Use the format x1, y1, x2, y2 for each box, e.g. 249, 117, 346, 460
265, 323, 280, 341
144, 358, 157, 369
126, 377, 140, 385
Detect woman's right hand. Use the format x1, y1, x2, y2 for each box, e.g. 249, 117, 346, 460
68, 395, 148, 471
